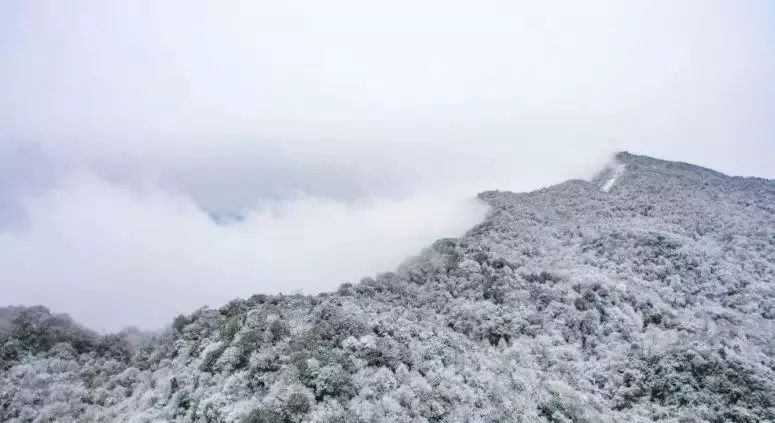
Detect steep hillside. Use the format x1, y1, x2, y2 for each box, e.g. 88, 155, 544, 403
1, 152, 773, 422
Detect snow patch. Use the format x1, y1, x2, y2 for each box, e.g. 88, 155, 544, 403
601, 163, 625, 192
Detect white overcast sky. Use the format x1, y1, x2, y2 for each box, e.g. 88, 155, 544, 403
1, 0, 773, 330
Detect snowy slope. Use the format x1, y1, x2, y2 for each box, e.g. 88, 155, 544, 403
1, 152, 773, 422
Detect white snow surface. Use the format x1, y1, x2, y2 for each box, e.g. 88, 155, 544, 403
601, 163, 626, 192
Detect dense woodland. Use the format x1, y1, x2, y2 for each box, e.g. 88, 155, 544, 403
1, 152, 773, 422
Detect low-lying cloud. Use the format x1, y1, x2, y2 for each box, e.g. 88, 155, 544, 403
1, 0, 773, 330
0, 168, 488, 331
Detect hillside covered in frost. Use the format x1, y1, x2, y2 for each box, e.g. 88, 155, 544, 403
1, 152, 773, 422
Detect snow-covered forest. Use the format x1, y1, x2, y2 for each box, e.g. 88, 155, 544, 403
1, 152, 773, 422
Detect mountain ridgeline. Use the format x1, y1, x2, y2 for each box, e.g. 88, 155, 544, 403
1, 152, 773, 422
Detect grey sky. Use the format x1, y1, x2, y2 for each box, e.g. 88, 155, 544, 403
1, 1, 773, 330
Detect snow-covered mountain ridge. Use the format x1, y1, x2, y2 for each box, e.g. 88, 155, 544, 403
1, 152, 773, 422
